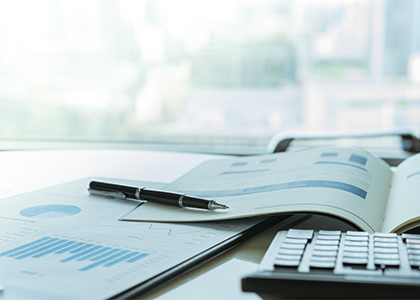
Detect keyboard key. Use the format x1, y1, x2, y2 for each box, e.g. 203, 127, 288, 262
279, 248, 304, 256
375, 233, 397, 238
319, 230, 341, 236
343, 251, 368, 258
406, 239, 420, 245
374, 247, 398, 254
274, 259, 301, 267
345, 236, 368, 242
374, 259, 400, 266
284, 238, 308, 244
409, 259, 420, 267
408, 249, 420, 255
374, 253, 399, 260
310, 261, 336, 269
346, 231, 369, 236
345, 241, 368, 247
312, 250, 338, 257
374, 237, 397, 243
281, 243, 306, 250
375, 242, 398, 248
402, 233, 420, 240
311, 256, 336, 263
317, 235, 340, 240
275, 254, 302, 261
286, 229, 313, 240
316, 239, 339, 245
314, 245, 339, 251
344, 246, 369, 252
343, 257, 368, 265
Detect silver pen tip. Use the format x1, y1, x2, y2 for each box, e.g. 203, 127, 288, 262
209, 201, 229, 211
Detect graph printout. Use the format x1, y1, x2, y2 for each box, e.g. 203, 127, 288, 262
124, 147, 393, 233
0, 179, 262, 300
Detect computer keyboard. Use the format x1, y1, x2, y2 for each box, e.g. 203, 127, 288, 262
242, 229, 420, 299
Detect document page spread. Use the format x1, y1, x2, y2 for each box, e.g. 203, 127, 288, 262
0, 178, 263, 300
383, 153, 420, 233
124, 147, 393, 232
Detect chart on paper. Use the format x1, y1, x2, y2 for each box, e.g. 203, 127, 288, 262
0, 236, 149, 272
0, 178, 263, 300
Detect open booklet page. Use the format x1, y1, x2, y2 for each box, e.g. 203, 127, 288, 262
124, 147, 393, 232
382, 153, 420, 233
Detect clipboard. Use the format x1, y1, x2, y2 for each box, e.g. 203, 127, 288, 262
110, 215, 291, 299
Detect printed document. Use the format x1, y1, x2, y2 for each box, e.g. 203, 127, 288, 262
0, 178, 263, 300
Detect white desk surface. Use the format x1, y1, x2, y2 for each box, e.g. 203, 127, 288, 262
0, 149, 287, 299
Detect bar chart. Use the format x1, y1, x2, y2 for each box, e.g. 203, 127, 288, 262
0, 236, 148, 272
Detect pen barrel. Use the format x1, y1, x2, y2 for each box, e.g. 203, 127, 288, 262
141, 190, 211, 210
141, 189, 183, 207
182, 195, 212, 210
89, 181, 138, 199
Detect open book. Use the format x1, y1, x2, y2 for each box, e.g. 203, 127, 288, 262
123, 147, 420, 233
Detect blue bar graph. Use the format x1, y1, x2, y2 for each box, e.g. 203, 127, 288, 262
181, 180, 368, 199
0, 237, 149, 272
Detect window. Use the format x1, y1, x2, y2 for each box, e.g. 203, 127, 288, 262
1, 0, 419, 152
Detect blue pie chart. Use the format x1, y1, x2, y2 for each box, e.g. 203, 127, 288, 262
19, 205, 81, 218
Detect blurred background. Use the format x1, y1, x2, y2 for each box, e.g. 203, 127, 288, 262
1, 0, 420, 153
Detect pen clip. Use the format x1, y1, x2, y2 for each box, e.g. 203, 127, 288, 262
88, 188, 127, 200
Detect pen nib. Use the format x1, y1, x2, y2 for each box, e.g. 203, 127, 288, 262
209, 201, 229, 211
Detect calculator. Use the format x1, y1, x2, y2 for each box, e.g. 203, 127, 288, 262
242, 229, 420, 299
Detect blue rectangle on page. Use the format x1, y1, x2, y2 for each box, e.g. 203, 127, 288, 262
349, 154, 367, 165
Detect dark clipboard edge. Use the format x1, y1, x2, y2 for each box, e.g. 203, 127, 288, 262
108, 215, 292, 300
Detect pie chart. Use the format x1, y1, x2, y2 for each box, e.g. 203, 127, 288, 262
19, 205, 81, 218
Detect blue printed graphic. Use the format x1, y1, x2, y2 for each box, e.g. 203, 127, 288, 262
349, 154, 367, 165
221, 169, 270, 175
0, 237, 148, 272
260, 159, 276, 163
321, 152, 338, 157
231, 162, 247, 167
315, 161, 367, 172
407, 171, 420, 179
180, 180, 367, 199
20, 205, 81, 218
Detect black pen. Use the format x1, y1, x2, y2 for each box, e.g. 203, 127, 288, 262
88, 181, 229, 211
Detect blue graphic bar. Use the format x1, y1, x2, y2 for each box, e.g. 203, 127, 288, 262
0, 237, 52, 257
1, 236, 150, 272
321, 152, 338, 157
221, 169, 270, 175
56, 242, 85, 254
60, 245, 102, 262
349, 154, 367, 165
127, 253, 149, 263
77, 247, 112, 261
180, 180, 367, 199
80, 250, 130, 271
231, 162, 247, 166
104, 251, 140, 267
407, 171, 420, 179
8, 238, 60, 258
33, 241, 76, 258
315, 161, 367, 172
260, 159, 275, 163
15, 240, 69, 259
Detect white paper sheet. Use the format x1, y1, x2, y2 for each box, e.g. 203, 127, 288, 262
123, 147, 392, 232
0, 178, 264, 300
